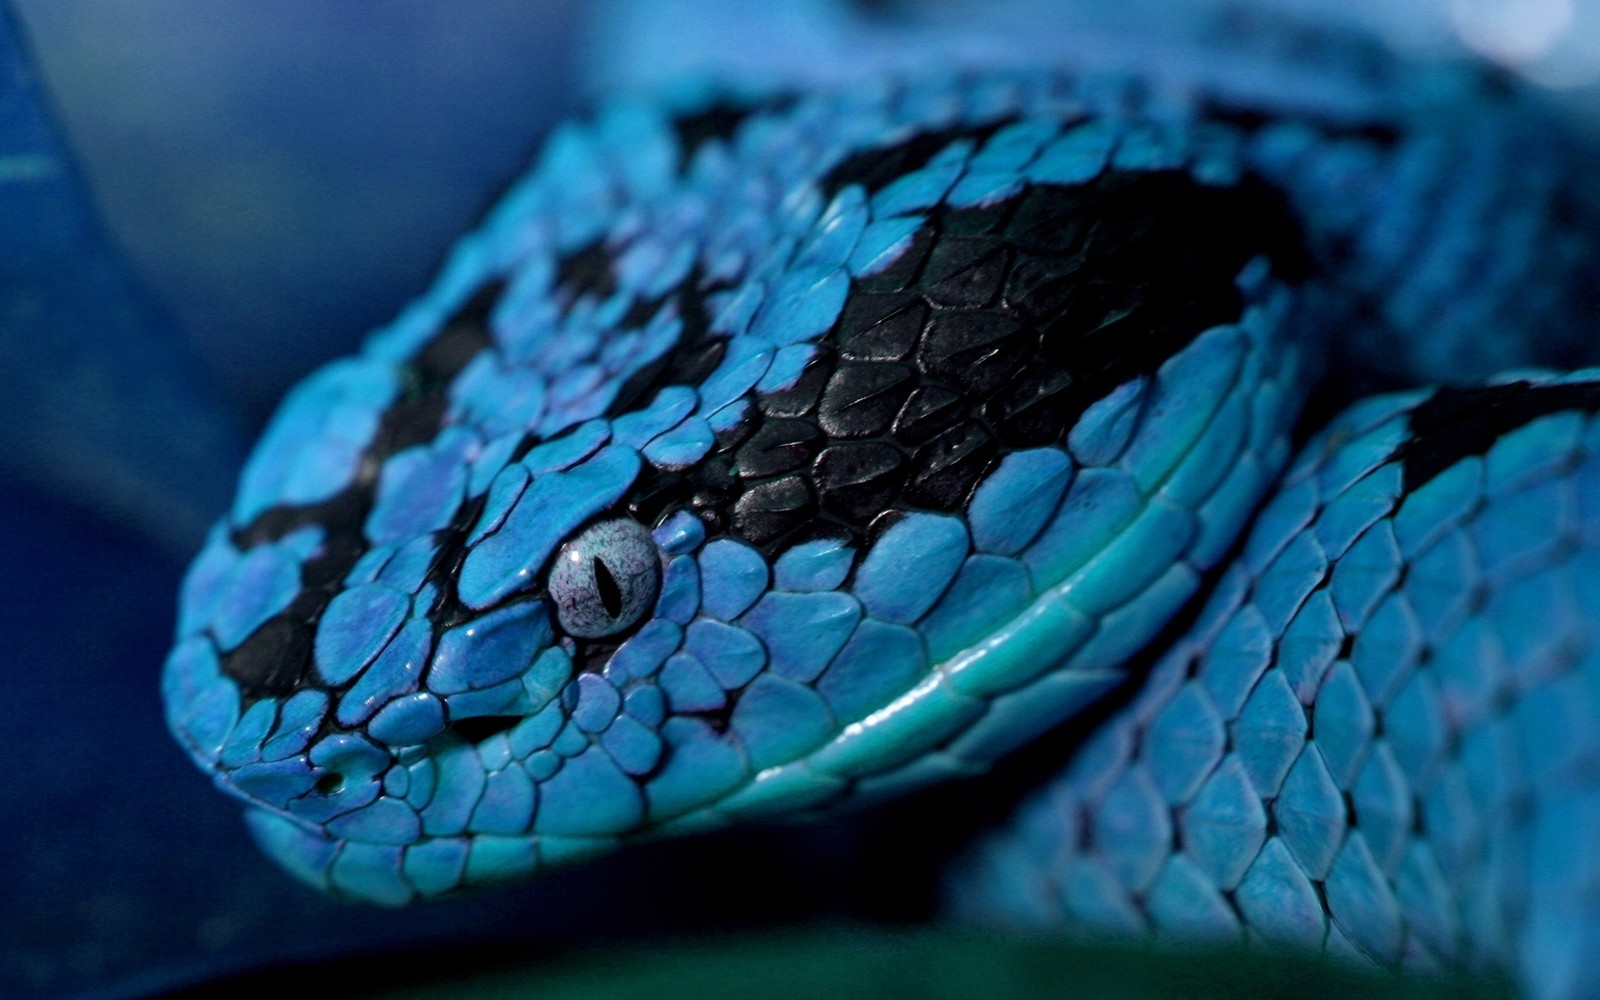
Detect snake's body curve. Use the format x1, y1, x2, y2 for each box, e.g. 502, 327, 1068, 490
161, 26, 1600, 1000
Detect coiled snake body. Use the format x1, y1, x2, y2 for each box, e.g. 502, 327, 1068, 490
162, 36, 1600, 1000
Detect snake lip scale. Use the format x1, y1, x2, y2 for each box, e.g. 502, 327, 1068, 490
160, 44, 1600, 1000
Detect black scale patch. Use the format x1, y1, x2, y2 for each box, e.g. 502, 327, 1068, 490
552, 239, 619, 302
222, 281, 504, 703
1397, 379, 1600, 492
823, 120, 1014, 195
671, 100, 776, 160
639, 166, 1307, 560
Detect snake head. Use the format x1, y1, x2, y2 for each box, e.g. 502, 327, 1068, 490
163, 75, 1310, 903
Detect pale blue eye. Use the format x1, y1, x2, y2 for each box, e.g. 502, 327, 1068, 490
548, 518, 661, 638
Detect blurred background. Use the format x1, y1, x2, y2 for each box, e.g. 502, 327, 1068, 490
0, 2, 1593, 997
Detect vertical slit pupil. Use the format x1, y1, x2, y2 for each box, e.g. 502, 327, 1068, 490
593, 557, 624, 619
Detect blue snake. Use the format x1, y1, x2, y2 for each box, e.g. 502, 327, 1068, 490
160, 12, 1600, 999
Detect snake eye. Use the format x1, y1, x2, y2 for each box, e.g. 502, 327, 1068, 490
548, 518, 661, 638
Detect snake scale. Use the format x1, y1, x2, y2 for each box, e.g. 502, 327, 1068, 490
160, 9, 1600, 998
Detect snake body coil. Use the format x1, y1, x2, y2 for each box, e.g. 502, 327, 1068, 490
163, 58, 1600, 999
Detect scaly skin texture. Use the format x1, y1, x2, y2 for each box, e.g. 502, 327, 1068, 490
163, 57, 1600, 1000
951, 375, 1600, 1000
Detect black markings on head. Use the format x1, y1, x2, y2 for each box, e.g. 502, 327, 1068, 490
820, 119, 1017, 197
225, 617, 316, 702
219, 280, 506, 704
650, 165, 1305, 557
231, 282, 502, 555
1397, 380, 1600, 492
379, 280, 504, 459
554, 239, 618, 305
671, 101, 776, 160
605, 267, 728, 420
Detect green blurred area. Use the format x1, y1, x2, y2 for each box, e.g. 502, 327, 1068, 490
356, 928, 1514, 1000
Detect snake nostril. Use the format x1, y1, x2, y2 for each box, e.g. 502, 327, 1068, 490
315, 772, 345, 796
